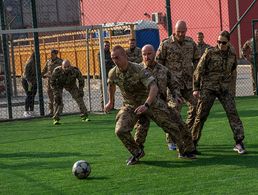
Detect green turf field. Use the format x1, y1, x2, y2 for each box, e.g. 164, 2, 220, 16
0, 96, 258, 194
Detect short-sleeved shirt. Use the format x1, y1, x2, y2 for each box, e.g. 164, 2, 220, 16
108, 62, 155, 106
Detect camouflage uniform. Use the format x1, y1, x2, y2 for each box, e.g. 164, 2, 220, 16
42, 57, 63, 114
192, 46, 245, 144
242, 38, 258, 94
197, 42, 211, 58
108, 62, 195, 156
134, 62, 194, 150
50, 66, 88, 121
126, 47, 142, 63
156, 35, 200, 141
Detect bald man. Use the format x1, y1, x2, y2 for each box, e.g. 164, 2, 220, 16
156, 20, 200, 152
51, 59, 89, 125
104, 45, 196, 165
134, 44, 195, 154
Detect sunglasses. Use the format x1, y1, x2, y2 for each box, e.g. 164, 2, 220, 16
217, 40, 228, 45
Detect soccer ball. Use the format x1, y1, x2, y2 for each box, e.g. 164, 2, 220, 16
72, 160, 91, 179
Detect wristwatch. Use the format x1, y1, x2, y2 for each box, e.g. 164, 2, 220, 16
144, 102, 150, 109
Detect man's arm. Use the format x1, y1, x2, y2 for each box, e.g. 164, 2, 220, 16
192, 49, 209, 98
134, 81, 158, 115
156, 41, 167, 66
104, 83, 116, 112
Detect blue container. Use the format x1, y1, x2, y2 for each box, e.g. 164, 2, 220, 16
135, 28, 160, 51
135, 20, 160, 51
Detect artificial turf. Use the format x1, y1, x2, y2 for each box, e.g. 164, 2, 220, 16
0, 96, 258, 194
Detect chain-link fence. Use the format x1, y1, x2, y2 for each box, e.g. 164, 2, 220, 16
0, 0, 257, 120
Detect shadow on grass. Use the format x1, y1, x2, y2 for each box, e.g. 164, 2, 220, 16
209, 109, 258, 119
140, 144, 258, 169
86, 176, 109, 180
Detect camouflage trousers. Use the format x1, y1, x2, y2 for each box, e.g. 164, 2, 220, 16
134, 105, 193, 152
115, 99, 195, 156
166, 87, 198, 143
52, 85, 88, 120
47, 80, 54, 115
191, 88, 245, 144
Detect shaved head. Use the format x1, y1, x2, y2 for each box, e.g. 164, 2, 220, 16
142, 44, 155, 52
142, 44, 156, 67
62, 59, 72, 71
175, 20, 187, 42
175, 20, 187, 31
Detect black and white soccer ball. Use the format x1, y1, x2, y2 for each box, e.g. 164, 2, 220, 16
72, 160, 91, 179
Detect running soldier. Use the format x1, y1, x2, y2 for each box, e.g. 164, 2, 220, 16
134, 44, 195, 154
104, 45, 196, 166
156, 20, 200, 150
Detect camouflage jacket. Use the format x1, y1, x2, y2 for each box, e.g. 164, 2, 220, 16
126, 47, 142, 63
242, 38, 258, 63
156, 35, 199, 89
42, 57, 63, 79
23, 59, 36, 84
141, 62, 181, 101
197, 42, 212, 58
51, 66, 84, 90
108, 62, 155, 106
193, 45, 237, 92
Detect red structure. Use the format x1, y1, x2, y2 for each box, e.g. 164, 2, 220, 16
80, 0, 258, 57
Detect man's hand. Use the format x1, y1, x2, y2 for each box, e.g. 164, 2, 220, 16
193, 90, 200, 98
104, 101, 114, 113
134, 104, 148, 115
174, 96, 183, 105
28, 82, 32, 92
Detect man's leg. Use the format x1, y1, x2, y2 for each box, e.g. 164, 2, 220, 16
115, 106, 144, 165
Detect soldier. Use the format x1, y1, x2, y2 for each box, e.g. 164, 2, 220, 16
125, 38, 142, 63
42, 49, 63, 116
192, 30, 246, 154
156, 20, 200, 150
104, 45, 196, 166
50, 59, 89, 125
98, 41, 115, 78
242, 29, 258, 95
196, 32, 211, 57
21, 52, 37, 117
134, 44, 194, 154
98, 41, 115, 110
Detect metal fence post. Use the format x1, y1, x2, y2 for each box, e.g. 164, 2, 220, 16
165, 0, 172, 37
30, 0, 45, 116
0, 0, 13, 119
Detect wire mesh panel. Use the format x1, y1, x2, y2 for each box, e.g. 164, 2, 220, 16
1, 0, 258, 121
0, 25, 130, 120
